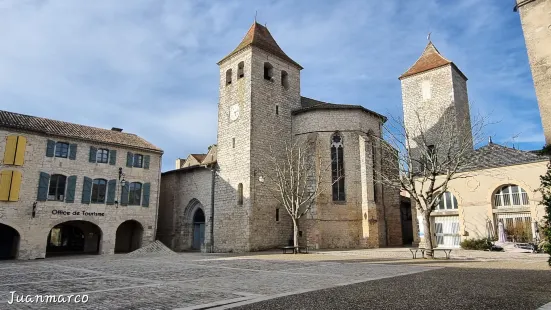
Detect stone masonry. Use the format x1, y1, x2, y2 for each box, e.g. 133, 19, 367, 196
158, 22, 405, 253
0, 127, 162, 260
516, 0, 551, 145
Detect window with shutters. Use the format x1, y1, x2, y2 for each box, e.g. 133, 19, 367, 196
3, 136, 26, 166
96, 149, 109, 164
331, 133, 345, 202
133, 154, 143, 168
129, 182, 142, 205
91, 179, 107, 203
48, 174, 67, 201
54, 142, 69, 158
0, 170, 22, 201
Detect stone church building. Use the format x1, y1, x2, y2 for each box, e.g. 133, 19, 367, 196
158, 22, 407, 252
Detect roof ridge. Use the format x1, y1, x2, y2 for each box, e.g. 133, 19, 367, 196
0, 109, 162, 152
218, 22, 302, 69
399, 41, 455, 79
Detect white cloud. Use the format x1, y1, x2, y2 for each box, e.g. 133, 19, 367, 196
0, 0, 544, 171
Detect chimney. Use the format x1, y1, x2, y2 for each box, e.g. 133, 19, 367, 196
111, 127, 123, 132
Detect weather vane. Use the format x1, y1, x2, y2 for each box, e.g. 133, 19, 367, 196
427, 32, 432, 42
254, 11, 257, 23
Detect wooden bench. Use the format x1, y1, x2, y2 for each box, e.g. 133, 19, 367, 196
281, 246, 309, 254
409, 248, 452, 259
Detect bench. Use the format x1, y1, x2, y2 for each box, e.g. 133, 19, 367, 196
409, 248, 452, 259
281, 246, 309, 254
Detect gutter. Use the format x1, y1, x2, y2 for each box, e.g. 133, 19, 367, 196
514, 0, 536, 11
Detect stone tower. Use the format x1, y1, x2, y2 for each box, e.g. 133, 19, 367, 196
399, 41, 473, 169
515, 0, 551, 145
215, 22, 302, 251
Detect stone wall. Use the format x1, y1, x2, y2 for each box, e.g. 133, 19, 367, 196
216, 47, 254, 252
401, 65, 473, 170
0, 129, 162, 260
516, 0, 551, 145
292, 109, 402, 248
248, 47, 301, 251
157, 167, 212, 251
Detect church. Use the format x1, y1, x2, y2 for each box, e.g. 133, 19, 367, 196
157, 22, 406, 252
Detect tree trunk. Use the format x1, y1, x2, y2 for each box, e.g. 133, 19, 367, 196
423, 211, 434, 258
292, 218, 299, 254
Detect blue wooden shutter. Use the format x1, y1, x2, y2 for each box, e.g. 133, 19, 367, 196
46, 140, 55, 157
120, 182, 129, 206
126, 152, 133, 167
37, 172, 50, 201
109, 150, 117, 165
144, 155, 150, 170
142, 183, 150, 207
69, 144, 77, 160
106, 179, 116, 205
81, 177, 92, 203
89, 147, 97, 163
65, 176, 77, 203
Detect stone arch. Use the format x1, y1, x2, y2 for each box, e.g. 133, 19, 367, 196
0, 222, 20, 259
182, 199, 205, 250
46, 220, 102, 257
115, 220, 144, 253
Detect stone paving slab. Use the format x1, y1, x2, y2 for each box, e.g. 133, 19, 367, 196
0, 253, 440, 309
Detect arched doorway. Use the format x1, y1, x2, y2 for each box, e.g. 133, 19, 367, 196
46, 221, 101, 257
0, 223, 20, 260
192, 208, 205, 250
115, 220, 144, 253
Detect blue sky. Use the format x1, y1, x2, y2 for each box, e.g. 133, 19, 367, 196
0, 0, 544, 172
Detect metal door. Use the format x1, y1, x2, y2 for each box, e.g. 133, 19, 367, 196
434, 216, 460, 247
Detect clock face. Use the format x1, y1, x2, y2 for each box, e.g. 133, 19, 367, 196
230, 104, 240, 121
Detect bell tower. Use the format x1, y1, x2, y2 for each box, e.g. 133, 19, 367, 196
399, 41, 473, 170
215, 22, 302, 251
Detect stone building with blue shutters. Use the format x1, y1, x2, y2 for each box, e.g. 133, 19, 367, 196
0, 110, 162, 260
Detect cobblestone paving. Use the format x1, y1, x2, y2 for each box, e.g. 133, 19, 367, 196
0, 253, 438, 309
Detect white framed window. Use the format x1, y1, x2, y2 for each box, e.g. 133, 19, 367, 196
435, 191, 458, 210
494, 185, 529, 208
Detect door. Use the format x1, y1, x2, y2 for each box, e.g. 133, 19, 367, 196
192, 223, 205, 250
434, 216, 460, 248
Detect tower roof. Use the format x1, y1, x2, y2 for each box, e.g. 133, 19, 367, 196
218, 22, 302, 69
399, 41, 465, 80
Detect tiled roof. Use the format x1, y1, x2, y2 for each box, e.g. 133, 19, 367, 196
0, 110, 162, 153
458, 143, 548, 172
191, 154, 206, 162
218, 22, 302, 69
293, 96, 387, 122
399, 42, 466, 80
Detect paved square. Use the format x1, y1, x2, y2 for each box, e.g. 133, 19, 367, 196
0, 253, 438, 309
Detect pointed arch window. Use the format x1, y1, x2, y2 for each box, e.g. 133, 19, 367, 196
226, 69, 232, 85
331, 133, 345, 201
238, 61, 244, 79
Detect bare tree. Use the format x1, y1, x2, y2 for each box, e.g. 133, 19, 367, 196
260, 135, 340, 252
376, 109, 488, 257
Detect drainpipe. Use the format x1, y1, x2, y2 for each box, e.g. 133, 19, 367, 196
209, 165, 216, 253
